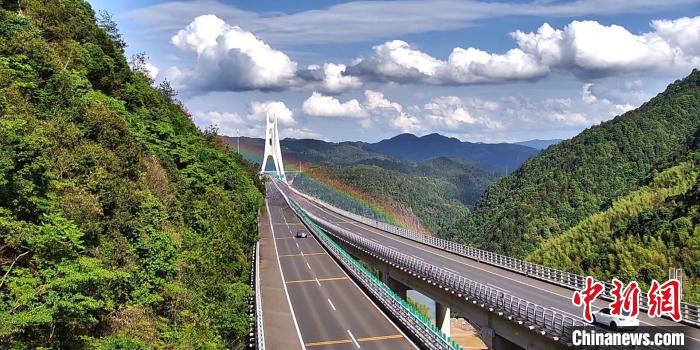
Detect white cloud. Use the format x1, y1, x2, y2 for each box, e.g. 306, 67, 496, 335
423, 96, 503, 131
512, 18, 700, 77
281, 127, 324, 140
165, 14, 699, 94
144, 62, 160, 80
170, 14, 297, 91
582, 83, 598, 104
350, 41, 547, 84
300, 63, 363, 94
581, 82, 635, 114
127, 0, 697, 46
193, 111, 243, 136
351, 40, 443, 82
349, 16, 700, 86
364, 90, 421, 132
652, 16, 700, 56
302, 92, 368, 118
247, 101, 296, 125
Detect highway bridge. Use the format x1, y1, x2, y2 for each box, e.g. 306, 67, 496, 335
256, 184, 422, 349
250, 112, 699, 350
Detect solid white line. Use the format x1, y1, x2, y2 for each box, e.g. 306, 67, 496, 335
445, 267, 459, 274
303, 198, 573, 300
291, 185, 700, 344
327, 298, 337, 311
266, 198, 306, 350
487, 283, 511, 294
347, 330, 361, 349
275, 182, 419, 350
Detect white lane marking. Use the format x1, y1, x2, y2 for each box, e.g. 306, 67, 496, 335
276, 183, 419, 350
306, 262, 312, 270
315, 278, 321, 286
327, 298, 337, 311
445, 267, 459, 274
487, 283, 511, 294
296, 242, 300, 248
304, 198, 574, 300
266, 198, 307, 350
347, 330, 361, 349
297, 191, 700, 344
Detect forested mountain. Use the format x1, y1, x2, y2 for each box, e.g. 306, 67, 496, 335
230, 135, 499, 237
230, 136, 390, 165
529, 136, 699, 302
294, 162, 482, 238
471, 69, 700, 258
367, 133, 539, 172
232, 132, 539, 173
0, 2, 262, 349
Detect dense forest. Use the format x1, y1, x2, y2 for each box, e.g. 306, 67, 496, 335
0, 1, 263, 349
471, 70, 700, 258
294, 163, 474, 238
529, 138, 700, 302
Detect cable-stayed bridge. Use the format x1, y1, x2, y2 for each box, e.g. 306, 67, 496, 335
252, 117, 699, 350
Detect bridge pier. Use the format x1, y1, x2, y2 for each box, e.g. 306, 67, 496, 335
335, 241, 567, 350
436, 302, 451, 337
381, 269, 408, 300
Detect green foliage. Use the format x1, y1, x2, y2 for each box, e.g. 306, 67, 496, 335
472, 70, 700, 257
297, 164, 474, 239
528, 151, 700, 302
0, 2, 262, 348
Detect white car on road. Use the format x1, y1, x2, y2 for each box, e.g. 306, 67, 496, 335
592, 308, 640, 329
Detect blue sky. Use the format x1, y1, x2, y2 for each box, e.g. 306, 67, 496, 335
88, 0, 700, 143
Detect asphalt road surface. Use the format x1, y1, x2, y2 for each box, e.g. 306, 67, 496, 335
263, 185, 417, 350
280, 183, 700, 348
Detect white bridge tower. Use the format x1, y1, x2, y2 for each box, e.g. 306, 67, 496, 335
261, 112, 286, 181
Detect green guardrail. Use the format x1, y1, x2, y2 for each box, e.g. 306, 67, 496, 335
289, 198, 462, 350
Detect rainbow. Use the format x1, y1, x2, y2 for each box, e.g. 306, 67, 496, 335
236, 141, 405, 227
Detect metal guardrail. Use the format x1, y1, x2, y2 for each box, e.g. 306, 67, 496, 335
253, 240, 265, 349
249, 210, 264, 349
295, 198, 586, 345
274, 181, 461, 350
289, 185, 700, 327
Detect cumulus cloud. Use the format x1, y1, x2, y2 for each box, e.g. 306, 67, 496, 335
363, 90, 421, 132
193, 111, 243, 135
299, 63, 363, 94
423, 96, 503, 131
580, 83, 634, 113
302, 92, 368, 118
192, 103, 323, 140
347, 16, 700, 85
349, 40, 547, 84
247, 101, 296, 125
300, 90, 421, 132
512, 17, 700, 77
169, 15, 363, 93
170, 15, 297, 91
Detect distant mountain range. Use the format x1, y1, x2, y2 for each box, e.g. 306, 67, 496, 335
227, 132, 548, 173
366, 133, 541, 172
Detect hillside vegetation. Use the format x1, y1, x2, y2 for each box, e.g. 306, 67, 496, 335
529, 146, 700, 302
298, 164, 473, 237
0, 1, 262, 349
472, 70, 700, 257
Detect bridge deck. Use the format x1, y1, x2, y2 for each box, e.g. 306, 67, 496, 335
285, 185, 700, 347
260, 185, 416, 350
